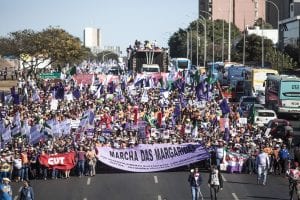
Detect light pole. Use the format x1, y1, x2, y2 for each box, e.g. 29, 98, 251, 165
198, 15, 207, 67
200, 10, 214, 65
186, 29, 190, 59
228, 0, 232, 62
102, 52, 114, 62
265, 0, 280, 47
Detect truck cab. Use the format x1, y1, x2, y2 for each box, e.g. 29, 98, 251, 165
141, 64, 160, 75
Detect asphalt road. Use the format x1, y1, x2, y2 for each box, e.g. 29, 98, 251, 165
10, 170, 291, 200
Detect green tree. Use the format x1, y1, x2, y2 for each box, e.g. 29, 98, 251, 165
168, 19, 241, 65
266, 48, 297, 72
234, 34, 297, 71
253, 18, 273, 29
234, 34, 273, 64
0, 27, 90, 77
284, 44, 300, 66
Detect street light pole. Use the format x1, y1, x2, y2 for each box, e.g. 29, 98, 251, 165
200, 10, 214, 65
186, 29, 189, 59
199, 15, 207, 67
222, 20, 224, 62
228, 0, 232, 62
190, 28, 193, 62
265, 0, 280, 47
196, 19, 199, 67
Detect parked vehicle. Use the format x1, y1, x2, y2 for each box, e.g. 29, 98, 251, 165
253, 109, 277, 126
239, 96, 260, 111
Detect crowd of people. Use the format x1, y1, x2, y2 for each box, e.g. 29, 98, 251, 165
0, 64, 296, 199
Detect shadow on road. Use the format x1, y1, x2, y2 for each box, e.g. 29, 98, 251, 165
226, 180, 257, 186
247, 196, 289, 200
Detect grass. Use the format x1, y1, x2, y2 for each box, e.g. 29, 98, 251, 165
0, 80, 17, 91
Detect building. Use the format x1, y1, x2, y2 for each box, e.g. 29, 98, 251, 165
103, 46, 122, 56
199, 0, 265, 31
266, 0, 290, 29
246, 26, 278, 45
266, 0, 300, 28
279, 16, 300, 63
83, 27, 101, 53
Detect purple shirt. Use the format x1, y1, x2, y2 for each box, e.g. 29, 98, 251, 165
77, 151, 85, 161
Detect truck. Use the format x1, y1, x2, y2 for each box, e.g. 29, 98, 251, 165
127, 46, 169, 73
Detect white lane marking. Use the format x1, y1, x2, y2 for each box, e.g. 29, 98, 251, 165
232, 193, 239, 200
154, 176, 158, 183
18, 187, 22, 192
14, 196, 18, 200
87, 177, 91, 185
222, 174, 227, 182
158, 195, 162, 200
83, 198, 87, 200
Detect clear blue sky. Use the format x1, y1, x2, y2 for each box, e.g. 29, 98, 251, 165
0, 0, 198, 55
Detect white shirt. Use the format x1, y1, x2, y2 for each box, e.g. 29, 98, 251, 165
256, 152, 269, 167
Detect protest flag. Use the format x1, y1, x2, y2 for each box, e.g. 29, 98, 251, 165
32, 90, 40, 102
55, 84, 65, 100
133, 106, 139, 125
68, 66, 77, 76
219, 98, 230, 116
157, 111, 162, 128
13, 93, 20, 105
192, 121, 198, 137
72, 88, 81, 100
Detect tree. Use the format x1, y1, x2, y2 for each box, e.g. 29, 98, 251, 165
266, 48, 297, 72
168, 19, 241, 65
234, 34, 273, 64
284, 44, 300, 66
233, 34, 297, 71
0, 27, 90, 77
253, 18, 273, 29
96, 51, 119, 62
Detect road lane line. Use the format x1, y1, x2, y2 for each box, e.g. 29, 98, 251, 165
18, 187, 22, 192
87, 177, 91, 185
221, 174, 227, 182
232, 193, 239, 200
14, 196, 18, 200
154, 175, 158, 183
83, 198, 87, 200
158, 195, 162, 200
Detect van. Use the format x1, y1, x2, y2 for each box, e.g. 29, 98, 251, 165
253, 109, 277, 126
141, 64, 160, 75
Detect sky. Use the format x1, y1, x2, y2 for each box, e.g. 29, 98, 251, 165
0, 0, 198, 55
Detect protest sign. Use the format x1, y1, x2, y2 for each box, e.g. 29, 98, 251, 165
97, 143, 209, 172
39, 151, 76, 170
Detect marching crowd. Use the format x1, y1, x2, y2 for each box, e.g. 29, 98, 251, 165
0, 64, 297, 199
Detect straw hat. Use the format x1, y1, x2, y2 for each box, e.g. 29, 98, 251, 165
2, 178, 10, 182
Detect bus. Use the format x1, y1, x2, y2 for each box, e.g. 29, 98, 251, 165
265, 75, 300, 115
170, 58, 191, 72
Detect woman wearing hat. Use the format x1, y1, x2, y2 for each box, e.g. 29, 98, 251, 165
0, 177, 12, 200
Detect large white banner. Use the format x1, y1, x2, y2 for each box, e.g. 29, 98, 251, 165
97, 143, 209, 172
